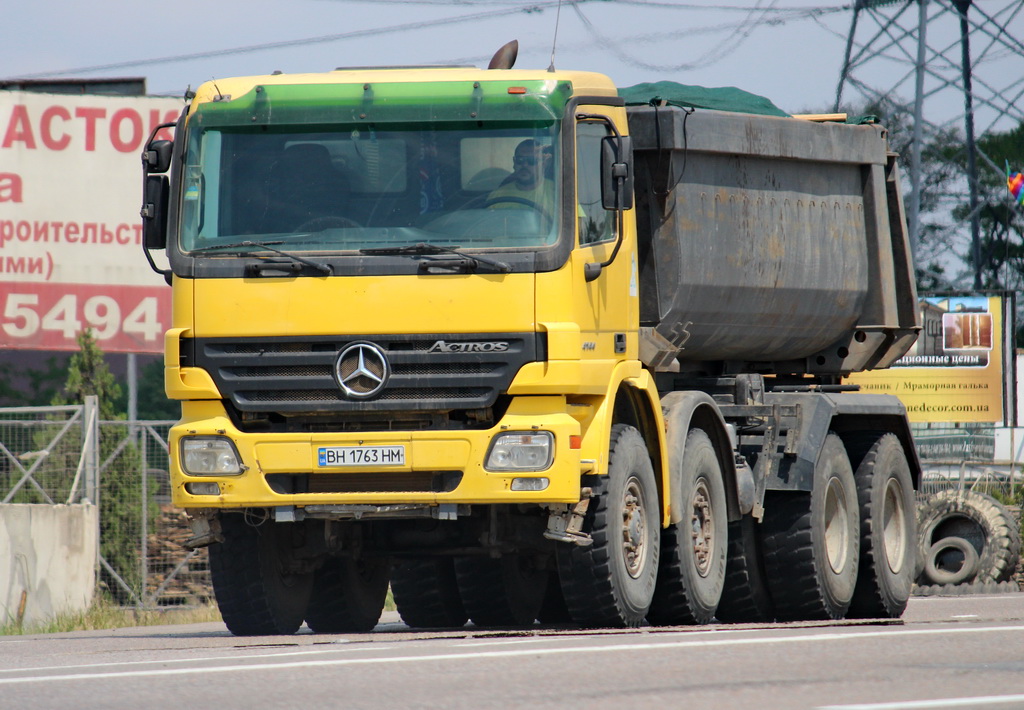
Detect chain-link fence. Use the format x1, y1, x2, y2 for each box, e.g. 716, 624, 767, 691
0, 399, 99, 506
96, 419, 212, 608
911, 424, 1023, 503
0, 404, 211, 609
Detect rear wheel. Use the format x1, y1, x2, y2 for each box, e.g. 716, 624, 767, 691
209, 515, 313, 636
557, 424, 661, 628
760, 434, 859, 621
536, 570, 573, 624
648, 428, 727, 625
304, 555, 390, 633
846, 434, 916, 618
454, 554, 546, 627
390, 557, 467, 629
715, 515, 775, 623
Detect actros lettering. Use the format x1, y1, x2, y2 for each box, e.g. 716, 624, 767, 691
428, 340, 510, 354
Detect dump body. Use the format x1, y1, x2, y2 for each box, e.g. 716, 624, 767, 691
629, 105, 919, 375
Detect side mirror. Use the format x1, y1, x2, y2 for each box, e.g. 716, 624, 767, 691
601, 135, 634, 211
141, 174, 169, 249
144, 140, 173, 174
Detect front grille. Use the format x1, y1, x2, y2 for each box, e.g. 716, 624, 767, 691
189, 333, 541, 414
265, 471, 462, 494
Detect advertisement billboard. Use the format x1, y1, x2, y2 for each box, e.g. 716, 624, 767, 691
848, 294, 1016, 425
0, 91, 180, 354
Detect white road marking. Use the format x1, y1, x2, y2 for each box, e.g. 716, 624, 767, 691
0, 623, 1021, 685
0, 645, 395, 675
820, 693, 1024, 709
451, 637, 570, 647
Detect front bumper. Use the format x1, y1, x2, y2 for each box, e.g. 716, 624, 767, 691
169, 396, 584, 510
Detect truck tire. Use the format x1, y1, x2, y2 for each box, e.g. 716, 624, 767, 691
923, 536, 980, 586
557, 424, 661, 628
390, 557, 467, 629
304, 555, 390, 633
209, 515, 313, 636
846, 434, 917, 619
760, 433, 859, 621
648, 428, 727, 625
715, 515, 776, 623
917, 489, 1021, 584
537, 570, 573, 624
454, 554, 546, 627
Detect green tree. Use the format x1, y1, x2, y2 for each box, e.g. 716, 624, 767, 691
949, 123, 1024, 286
52, 330, 150, 603
0, 354, 71, 407
112, 357, 180, 421
52, 330, 122, 417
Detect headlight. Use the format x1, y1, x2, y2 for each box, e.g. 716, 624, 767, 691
181, 437, 244, 476
485, 431, 554, 472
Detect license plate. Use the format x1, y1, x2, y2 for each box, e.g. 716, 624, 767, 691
317, 445, 406, 467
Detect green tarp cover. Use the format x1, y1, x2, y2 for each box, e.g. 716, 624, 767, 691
619, 81, 790, 117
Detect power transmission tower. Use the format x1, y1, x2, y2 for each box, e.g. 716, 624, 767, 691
834, 0, 1024, 288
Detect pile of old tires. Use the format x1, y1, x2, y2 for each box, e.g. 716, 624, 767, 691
913, 488, 1022, 596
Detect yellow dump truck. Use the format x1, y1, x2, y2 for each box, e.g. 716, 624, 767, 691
141, 47, 921, 634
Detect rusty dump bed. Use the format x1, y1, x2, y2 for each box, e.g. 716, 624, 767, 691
628, 105, 920, 376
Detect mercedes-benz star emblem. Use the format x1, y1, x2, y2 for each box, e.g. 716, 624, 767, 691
334, 342, 390, 399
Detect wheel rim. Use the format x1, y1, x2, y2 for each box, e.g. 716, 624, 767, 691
621, 476, 649, 579
824, 476, 850, 575
690, 477, 715, 578
882, 477, 906, 575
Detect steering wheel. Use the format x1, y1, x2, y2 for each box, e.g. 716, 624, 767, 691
483, 196, 543, 211
294, 215, 363, 232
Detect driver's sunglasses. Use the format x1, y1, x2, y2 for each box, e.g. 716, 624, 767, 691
513, 154, 539, 166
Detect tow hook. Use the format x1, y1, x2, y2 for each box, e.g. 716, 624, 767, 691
544, 487, 594, 546
182, 509, 224, 550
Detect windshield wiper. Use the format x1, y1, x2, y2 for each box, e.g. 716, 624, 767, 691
189, 240, 332, 275
359, 243, 511, 274
188, 240, 285, 254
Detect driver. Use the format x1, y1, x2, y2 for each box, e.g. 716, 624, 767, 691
487, 139, 555, 218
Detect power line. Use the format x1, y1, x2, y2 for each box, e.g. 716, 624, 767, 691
568, 0, 843, 73
7, 0, 852, 81
3, 1, 571, 80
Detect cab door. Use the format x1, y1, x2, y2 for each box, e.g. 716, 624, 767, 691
569, 108, 638, 368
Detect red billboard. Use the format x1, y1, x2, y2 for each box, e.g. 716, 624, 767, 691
0, 91, 180, 353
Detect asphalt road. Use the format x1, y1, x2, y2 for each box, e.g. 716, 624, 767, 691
2, 593, 1023, 710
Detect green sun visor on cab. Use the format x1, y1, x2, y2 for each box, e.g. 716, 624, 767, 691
190, 80, 573, 127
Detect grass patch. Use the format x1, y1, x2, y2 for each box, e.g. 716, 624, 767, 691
4, 587, 397, 636
1, 598, 222, 636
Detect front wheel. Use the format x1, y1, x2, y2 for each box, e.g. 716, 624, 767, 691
454, 554, 546, 627
557, 424, 661, 628
648, 428, 727, 625
304, 555, 390, 633
209, 515, 314, 636
390, 557, 467, 629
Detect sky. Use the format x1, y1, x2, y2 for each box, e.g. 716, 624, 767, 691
0, 0, 1017, 127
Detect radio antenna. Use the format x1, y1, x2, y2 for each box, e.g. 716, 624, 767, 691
547, 0, 564, 72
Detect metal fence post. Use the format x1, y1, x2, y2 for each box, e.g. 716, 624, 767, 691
83, 395, 100, 574
83, 396, 99, 505
140, 422, 149, 608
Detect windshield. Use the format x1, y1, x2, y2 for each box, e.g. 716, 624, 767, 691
179, 122, 561, 253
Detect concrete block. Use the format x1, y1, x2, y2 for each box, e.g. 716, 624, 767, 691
0, 503, 98, 628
